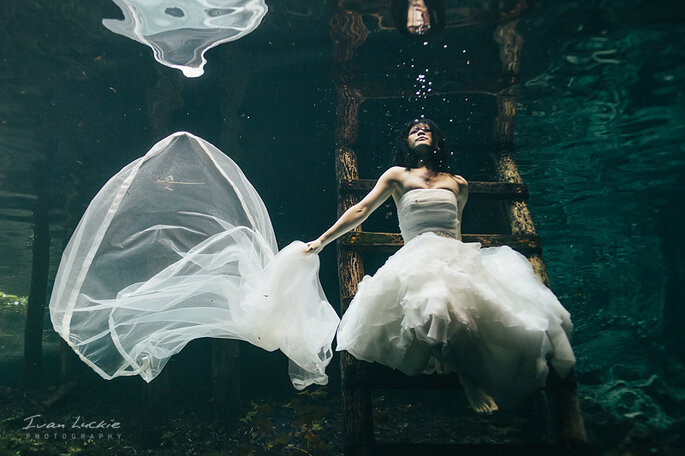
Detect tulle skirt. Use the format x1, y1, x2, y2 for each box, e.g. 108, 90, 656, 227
336, 232, 576, 408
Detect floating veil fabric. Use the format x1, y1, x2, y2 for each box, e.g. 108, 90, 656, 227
49, 132, 339, 389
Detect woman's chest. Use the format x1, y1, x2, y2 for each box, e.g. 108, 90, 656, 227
402, 173, 458, 193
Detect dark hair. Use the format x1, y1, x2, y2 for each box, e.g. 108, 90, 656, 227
394, 118, 451, 172
391, 0, 445, 37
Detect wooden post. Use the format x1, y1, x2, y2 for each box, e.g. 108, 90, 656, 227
493, 20, 588, 447
492, 142, 550, 285
546, 370, 588, 446
491, 30, 549, 283
493, 20, 523, 77
335, 94, 374, 444
492, 97, 589, 452
330, 6, 368, 65
331, 8, 373, 444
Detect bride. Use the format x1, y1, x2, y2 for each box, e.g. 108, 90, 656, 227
306, 118, 576, 414
49, 121, 574, 414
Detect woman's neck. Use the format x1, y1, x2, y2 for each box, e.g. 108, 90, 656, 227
411, 144, 437, 170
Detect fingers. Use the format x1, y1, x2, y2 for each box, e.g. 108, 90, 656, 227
303, 240, 321, 254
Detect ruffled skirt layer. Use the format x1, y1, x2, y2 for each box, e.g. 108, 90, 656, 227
336, 232, 575, 408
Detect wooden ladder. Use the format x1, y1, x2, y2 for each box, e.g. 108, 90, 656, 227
329, 1, 590, 454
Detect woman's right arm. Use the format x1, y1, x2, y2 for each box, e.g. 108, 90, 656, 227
305, 167, 403, 254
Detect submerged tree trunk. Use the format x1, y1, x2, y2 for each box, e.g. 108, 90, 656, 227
211, 339, 241, 421
22, 167, 51, 389
140, 367, 171, 447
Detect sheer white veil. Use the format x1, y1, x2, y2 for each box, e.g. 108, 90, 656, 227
50, 132, 339, 389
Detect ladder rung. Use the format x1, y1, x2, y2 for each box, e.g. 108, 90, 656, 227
339, 179, 528, 200
339, 232, 541, 252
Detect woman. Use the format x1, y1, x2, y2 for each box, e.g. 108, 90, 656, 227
306, 119, 576, 414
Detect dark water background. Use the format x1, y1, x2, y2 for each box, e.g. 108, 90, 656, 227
0, 0, 684, 453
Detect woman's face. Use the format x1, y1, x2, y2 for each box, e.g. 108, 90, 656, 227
407, 122, 433, 149
407, 0, 431, 35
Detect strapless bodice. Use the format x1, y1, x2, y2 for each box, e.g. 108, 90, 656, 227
397, 188, 461, 242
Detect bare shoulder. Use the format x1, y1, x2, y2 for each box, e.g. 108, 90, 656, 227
378, 166, 406, 184
450, 174, 468, 187
382, 166, 406, 178
367, 166, 404, 194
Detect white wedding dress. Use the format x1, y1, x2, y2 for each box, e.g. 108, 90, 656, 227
336, 188, 576, 408
49, 132, 339, 389
50, 131, 575, 405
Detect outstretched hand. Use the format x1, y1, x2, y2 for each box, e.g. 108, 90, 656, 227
304, 239, 323, 254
